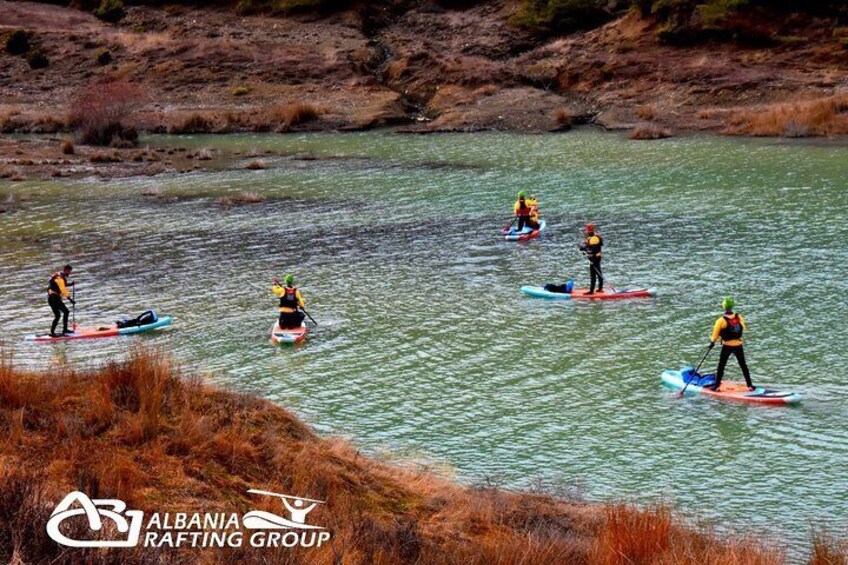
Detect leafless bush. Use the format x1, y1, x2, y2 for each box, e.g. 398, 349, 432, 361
69, 79, 148, 146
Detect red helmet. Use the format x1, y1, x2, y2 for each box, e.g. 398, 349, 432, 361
586, 222, 595, 233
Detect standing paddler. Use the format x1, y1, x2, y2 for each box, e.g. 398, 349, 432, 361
579, 223, 603, 295
707, 297, 755, 392
47, 264, 75, 337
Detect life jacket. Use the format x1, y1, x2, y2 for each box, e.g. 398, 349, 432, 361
720, 313, 743, 341
585, 234, 603, 257
527, 199, 539, 219
279, 286, 299, 310
515, 199, 531, 217
47, 272, 65, 296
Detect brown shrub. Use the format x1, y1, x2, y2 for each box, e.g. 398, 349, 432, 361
635, 104, 657, 121
61, 138, 74, 155
170, 112, 215, 134
245, 159, 265, 170
554, 109, 573, 129
270, 102, 321, 132
630, 123, 673, 140
591, 504, 671, 563
811, 530, 848, 565
89, 151, 121, 163
69, 79, 148, 146
726, 95, 848, 137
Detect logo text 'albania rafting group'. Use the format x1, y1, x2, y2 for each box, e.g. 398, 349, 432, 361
46, 489, 331, 549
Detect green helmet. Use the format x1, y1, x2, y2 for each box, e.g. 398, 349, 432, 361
721, 297, 735, 311
517, 191, 527, 199
284, 274, 294, 286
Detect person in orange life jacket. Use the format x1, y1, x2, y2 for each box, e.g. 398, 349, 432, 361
513, 191, 539, 232
272, 274, 305, 329
707, 297, 755, 391
47, 264, 75, 337
579, 223, 603, 294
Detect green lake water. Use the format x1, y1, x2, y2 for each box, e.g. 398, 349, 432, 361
1, 130, 847, 553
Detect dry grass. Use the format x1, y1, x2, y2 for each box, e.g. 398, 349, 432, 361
169, 112, 216, 134
554, 109, 573, 127
269, 102, 321, 132
0, 348, 836, 564
60, 138, 74, 155
216, 191, 266, 207
811, 530, 848, 565
725, 94, 848, 137
630, 123, 673, 140
635, 104, 657, 121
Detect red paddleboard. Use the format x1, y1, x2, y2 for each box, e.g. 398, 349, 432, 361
25, 326, 120, 342
661, 369, 802, 405
270, 322, 307, 345
520, 286, 656, 300
568, 288, 655, 300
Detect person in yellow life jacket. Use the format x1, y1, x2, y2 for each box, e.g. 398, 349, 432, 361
513, 191, 538, 232
272, 274, 305, 329
526, 194, 540, 228
47, 264, 75, 337
579, 223, 603, 294
707, 297, 755, 391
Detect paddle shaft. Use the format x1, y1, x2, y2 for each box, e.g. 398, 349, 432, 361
677, 346, 713, 397
72, 285, 76, 330
301, 308, 318, 325
581, 250, 617, 293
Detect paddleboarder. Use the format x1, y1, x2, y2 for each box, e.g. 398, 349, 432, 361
707, 297, 755, 392
272, 274, 305, 329
513, 191, 539, 232
47, 264, 75, 337
579, 223, 603, 295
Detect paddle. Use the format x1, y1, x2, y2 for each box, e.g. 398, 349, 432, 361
502, 216, 518, 234
71, 284, 77, 330
676, 344, 713, 398
301, 308, 318, 326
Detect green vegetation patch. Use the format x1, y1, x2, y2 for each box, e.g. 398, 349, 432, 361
94, 0, 126, 23
509, 0, 612, 34
4, 29, 30, 55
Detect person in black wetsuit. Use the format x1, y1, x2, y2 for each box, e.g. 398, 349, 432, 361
579, 223, 603, 294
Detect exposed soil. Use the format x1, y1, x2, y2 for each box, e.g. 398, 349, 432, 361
1, 0, 847, 179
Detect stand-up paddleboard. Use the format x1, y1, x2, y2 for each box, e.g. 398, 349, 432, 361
501, 220, 546, 241
270, 322, 307, 345
521, 286, 656, 300
25, 316, 172, 343
661, 367, 802, 405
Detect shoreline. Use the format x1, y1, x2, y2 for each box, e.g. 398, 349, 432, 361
2, 127, 848, 185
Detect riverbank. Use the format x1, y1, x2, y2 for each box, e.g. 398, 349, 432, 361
2, 0, 847, 142
0, 346, 806, 563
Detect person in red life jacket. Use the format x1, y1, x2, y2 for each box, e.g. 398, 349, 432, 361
513, 191, 538, 232
579, 223, 603, 294
707, 297, 755, 391
47, 264, 75, 337
272, 274, 305, 329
